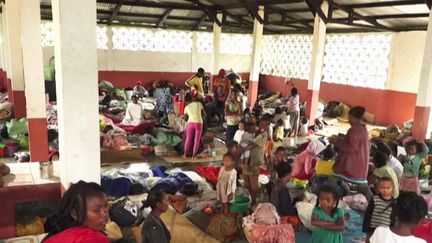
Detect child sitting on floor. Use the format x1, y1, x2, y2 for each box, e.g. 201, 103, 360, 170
273, 119, 285, 142
369, 152, 399, 198
243, 107, 254, 124
311, 184, 345, 243
370, 191, 427, 243
266, 147, 288, 197
270, 162, 297, 216
363, 177, 395, 242
273, 107, 290, 137
216, 153, 237, 214
312, 145, 335, 192
400, 140, 429, 194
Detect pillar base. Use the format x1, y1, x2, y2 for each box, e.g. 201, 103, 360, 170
412, 106, 430, 140
306, 89, 320, 123
28, 118, 49, 162
12, 90, 26, 119
247, 81, 259, 108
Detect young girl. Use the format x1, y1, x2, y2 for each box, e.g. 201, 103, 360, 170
43, 181, 109, 243
311, 184, 345, 243
400, 140, 429, 194
183, 91, 205, 159
370, 191, 427, 243
363, 177, 395, 242
287, 87, 300, 137
217, 153, 237, 214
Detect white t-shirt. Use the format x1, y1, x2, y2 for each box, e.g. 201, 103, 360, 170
234, 130, 244, 144
370, 226, 426, 243
388, 155, 403, 182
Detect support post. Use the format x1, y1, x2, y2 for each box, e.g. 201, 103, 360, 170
212, 13, 223, 92
20, 0, 49, 162
5, 0, 26, 118
212, 13, 222, 75
306, 0, 328, 123
52, 0, 101, 185
247, 6, 264, 108
412, 8, 432, 140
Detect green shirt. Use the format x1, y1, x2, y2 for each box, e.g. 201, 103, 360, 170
403, 143, 429, 177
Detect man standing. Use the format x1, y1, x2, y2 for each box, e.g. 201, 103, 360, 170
185, 68, 205, 98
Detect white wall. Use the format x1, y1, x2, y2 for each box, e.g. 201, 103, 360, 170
43, 47, 251, 73
387, 31, 427, 93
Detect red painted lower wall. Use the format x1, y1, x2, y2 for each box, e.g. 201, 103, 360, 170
259, 74, 417, 126
98, 71, 250, 89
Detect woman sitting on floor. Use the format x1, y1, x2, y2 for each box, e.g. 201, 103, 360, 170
183, 91, 205, 159
291, 140, 326, 181
43, 181, 109, 243
121, 95, 143, 126
141, 189, 171, 243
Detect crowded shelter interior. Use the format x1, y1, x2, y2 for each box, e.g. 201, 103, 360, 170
1, 0, 432, 242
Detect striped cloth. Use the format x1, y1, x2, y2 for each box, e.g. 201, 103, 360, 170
370, 195, 393, 228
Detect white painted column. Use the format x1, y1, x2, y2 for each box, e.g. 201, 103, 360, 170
5, 0, 26, 118
247, 6, 264, 108
212, 13, 222, 75
20, 0, 49, 162
191, 32, 198, 72
0, 15, 4, 71
52, 0, 101, 185
412, 8, 432, 140
2, 3, 10, 78
306, 0, 328, 122
106, 26, 114, 71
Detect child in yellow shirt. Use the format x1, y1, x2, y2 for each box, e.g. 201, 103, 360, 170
312, 146, 335, 193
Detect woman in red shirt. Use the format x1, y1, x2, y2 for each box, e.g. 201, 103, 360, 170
43, 181, 109, 243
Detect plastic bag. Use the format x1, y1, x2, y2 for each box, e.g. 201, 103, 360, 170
6, 118, 28, 139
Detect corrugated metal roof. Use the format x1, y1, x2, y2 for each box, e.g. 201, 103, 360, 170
36, 0, 430, 34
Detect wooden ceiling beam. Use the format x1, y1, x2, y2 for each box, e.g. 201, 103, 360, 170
426, 0, 432, 9
156, 8, 173, 28
98, 0, 199, 10
218, 0, 303, 10
107, 0, 124, 25
188, 0, 222, 26
238, 0, 264, 24
192, 14, 208, 30
305, 0, 328, 23
269, 6, 313, 30
333, 2, 393, 31
343, 0, 425, 9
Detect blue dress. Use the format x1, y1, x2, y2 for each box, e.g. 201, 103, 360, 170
311, 207, 344, 243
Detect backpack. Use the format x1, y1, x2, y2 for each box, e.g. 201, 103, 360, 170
109, 197, 144, 227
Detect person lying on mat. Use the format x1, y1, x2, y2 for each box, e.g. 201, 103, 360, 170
43, 181, 109, 243
121, 95, 143, 126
